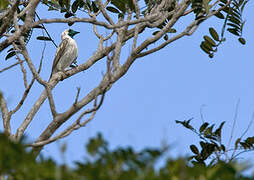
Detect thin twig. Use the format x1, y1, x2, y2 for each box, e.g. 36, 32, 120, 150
0, 60, 25, 73
35, 12, 57, 48
240, 111, 254, 139
74, 87, 81, 105
15, 53, 28, 88
28, 92, 106, 147
227, 99, 240, 148
200, 104, 206, 123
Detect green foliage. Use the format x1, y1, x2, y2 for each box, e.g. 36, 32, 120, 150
0, 133, 58, 179
0, 0, 9, 10
176, 119, 254, 166
200, 0, 248, 58
0, 132, 253, 179
1, 0, 249, 60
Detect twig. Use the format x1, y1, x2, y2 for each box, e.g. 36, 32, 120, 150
227, 99, 240, 148
10, 37, 46, 115
18, 37, 57, 117
15, 52, 28, 88
240, 111, 254, 139
0, 60, 25, 73
35, 12, 57, 48
29, 92, 105, 147
0, 92, 11, 136
200, 104, 206, 123
74, 87, 81, 105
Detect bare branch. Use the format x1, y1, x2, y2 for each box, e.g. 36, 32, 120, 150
0, 92, 11, 136
18, 37, 58, 117
0, 0, 40, 51
0, 0, 234, 155
227, 99, 240, 149
10, 40, 45, 115
0, 60, 25, 73
96, 0, 114, 25
132, 0, 141, 51
15, 40, 117, 140
32, 13, 160, 30
240, 111, 254, 139
29, 92, 105, 148
0, 0, 19, 37
15, 52, 28, 88
136, 20, 198, 58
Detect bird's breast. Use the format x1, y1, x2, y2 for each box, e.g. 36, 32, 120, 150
57, 38, 78, 70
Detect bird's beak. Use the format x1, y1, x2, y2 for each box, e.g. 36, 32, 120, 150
73, 31, 80, 36
69, 29, 80, 37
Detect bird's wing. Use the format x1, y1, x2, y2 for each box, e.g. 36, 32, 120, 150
51, 38, 69, 75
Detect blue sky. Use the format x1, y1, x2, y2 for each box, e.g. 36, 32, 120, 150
0, 1, 254, 168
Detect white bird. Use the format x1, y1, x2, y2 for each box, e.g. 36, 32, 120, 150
50, 29, 79, 79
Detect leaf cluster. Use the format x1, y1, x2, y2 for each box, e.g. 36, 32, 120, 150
199, 0, 248, 58
1, 132, 254, 179
176, 119, 254, 166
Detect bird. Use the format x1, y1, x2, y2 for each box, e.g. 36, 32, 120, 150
49, 29, 79, 79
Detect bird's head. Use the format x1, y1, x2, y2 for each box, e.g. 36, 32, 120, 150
61, 29, 80, 39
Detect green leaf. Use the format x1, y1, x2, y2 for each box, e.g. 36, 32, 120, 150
36, 36, 52, 41
7, 48, 14, 53
64, 0, 71, 10
221, 6, 230, 13
152, 31, 160, 35
71, 0, 80, 13
201, 41, 213, 51
204, 35, 216, 46
111, 0, 126, 14
240, 142, 251, 149
214, 121, 225, 138
0, 0, 9, 10
235, 138, 241, 149
209, 53, 214, 58
221, 144, 226, 151
228, 15, 241, 25
209, 28, 219, 41
245, 137, 254, 145
190, 145, 199, 155
106, 6, 120, 13
204, 124, 215, 136
227, 28, 240, 36
219, 0, 227, 4
214, 11, 225, 19
199, 122, 209, 133
229, 11, 242, 21
91, 1, 99, 13
200, 42, 212, 54
240, 0, 248, 12
238, 37, 246, 45
175, 119, 194, 130
58, 0, 64, 7
5, 51, 16, 60
64, 12, 74, 18
163, 34, 168, 41
227, 22, 240, 29
33, 25, 44, 29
